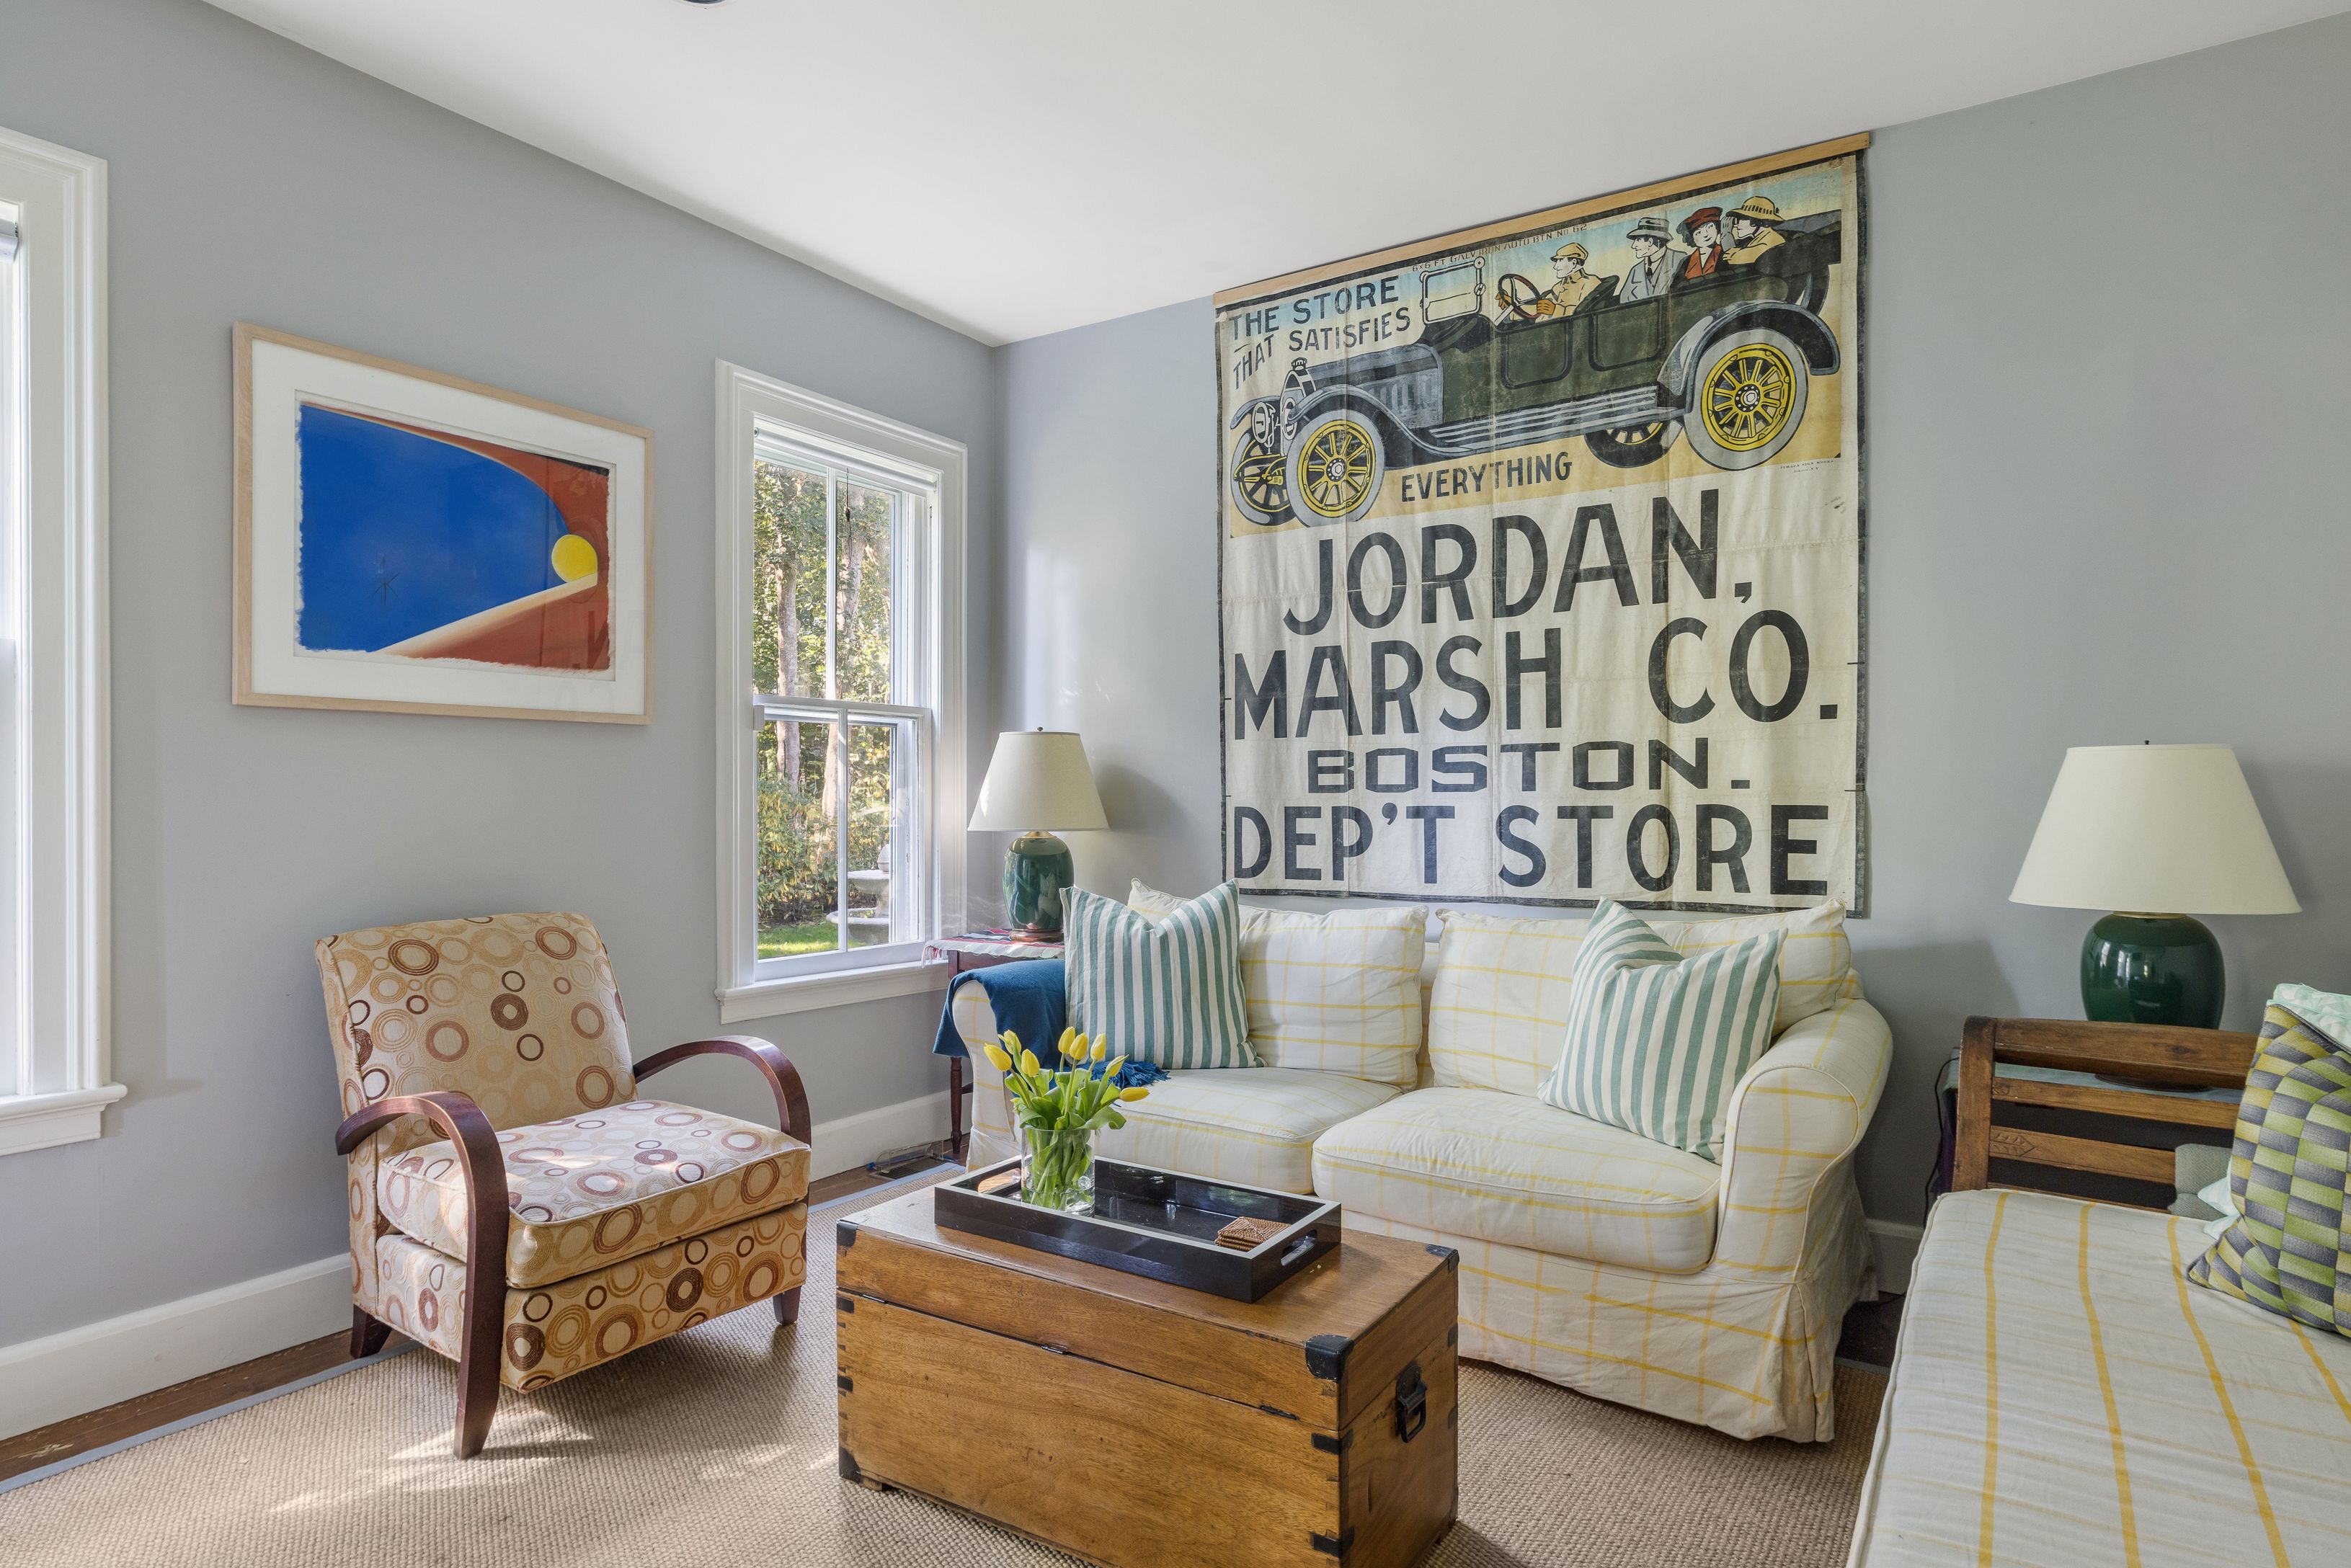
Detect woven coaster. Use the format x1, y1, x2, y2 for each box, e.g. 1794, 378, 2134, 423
1215, 1216, 1286, 1251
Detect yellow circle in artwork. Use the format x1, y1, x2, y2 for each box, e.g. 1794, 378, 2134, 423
550, 533, 599, 582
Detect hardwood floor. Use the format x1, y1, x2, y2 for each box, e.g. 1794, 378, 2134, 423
0, 1156, 954, 1487
1836, 1291, 1904, 1371
0, 1331, 361, 1484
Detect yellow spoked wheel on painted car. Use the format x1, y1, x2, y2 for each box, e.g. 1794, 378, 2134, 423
1284, 410, 1385, 525
1684, 328, 1810, 471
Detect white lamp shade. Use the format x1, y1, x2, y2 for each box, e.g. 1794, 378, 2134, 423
967, 730, 1108, 832
2010, 744, 2298, 915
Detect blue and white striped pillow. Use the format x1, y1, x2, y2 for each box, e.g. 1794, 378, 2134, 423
1537, 900, 1782, 1161
1065, 883, 1255, 1070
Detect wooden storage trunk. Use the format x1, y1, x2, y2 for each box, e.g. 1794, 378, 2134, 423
836, 1189, 1459, 1568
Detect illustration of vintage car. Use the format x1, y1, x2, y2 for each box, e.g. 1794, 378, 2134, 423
1227, 214, 1842, 526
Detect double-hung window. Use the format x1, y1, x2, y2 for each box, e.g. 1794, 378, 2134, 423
0, 125, 112, 1155
716, 365, 965, 1020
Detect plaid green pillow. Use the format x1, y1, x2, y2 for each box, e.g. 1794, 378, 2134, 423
2186, 990, 2351, 1340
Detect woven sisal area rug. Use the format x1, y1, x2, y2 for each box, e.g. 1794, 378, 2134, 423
0, 1178, 1881, 1567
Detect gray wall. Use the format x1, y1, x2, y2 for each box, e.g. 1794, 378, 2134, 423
998, 13, 2351, 1227
0, 0, 997, 1348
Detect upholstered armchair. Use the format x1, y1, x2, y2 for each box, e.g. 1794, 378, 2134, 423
318, 912, 813, 1457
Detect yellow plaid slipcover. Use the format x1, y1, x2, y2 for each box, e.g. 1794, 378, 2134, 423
1341, 994, 1888, 1441
1311, 1087, 1720, 1270
1849, 1190, 2351, 1566
1427, 903, 1859, 1095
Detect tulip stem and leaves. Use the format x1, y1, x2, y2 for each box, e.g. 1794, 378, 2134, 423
980, 1028, 1150, 1213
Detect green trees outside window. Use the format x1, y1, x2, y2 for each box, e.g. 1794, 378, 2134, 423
752, 459, 902, 956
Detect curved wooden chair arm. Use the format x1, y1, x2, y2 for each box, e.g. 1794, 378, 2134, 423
634, 1035, 812, 1147
332, 1090, 511, 1458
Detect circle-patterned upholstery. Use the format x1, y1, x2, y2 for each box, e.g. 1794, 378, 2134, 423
317, 912, 636, 1157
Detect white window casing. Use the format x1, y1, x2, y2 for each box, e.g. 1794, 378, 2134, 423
0, 125, 115, 1156
713, 362, 965, 1023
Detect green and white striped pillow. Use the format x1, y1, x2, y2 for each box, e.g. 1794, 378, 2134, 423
1537, 899, 1782, 1161
1065, 883, 1256, 1070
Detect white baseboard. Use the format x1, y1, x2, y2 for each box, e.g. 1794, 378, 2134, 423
809, 1089, 948, 1179
0, 1255, 351, 1442
1868, 1219, 1924, 1295
0, 1087, 952, 1441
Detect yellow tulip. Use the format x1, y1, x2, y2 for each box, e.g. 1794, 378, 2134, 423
1058, 1026, 1080, 1058
981, 1042, 1012, 1072
1019, 1048, 1042, 1078
1090, 1038, 1108, 1061
1119, 1085, 1150, 1102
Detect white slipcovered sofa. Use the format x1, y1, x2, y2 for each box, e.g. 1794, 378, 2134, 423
954, 892, 1892, 1442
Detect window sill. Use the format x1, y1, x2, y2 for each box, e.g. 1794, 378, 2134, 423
0, 1083, 128, 1157
717, 958, 949, 1024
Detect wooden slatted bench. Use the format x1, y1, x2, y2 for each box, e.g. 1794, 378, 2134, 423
1952, 1015, 2257, 1201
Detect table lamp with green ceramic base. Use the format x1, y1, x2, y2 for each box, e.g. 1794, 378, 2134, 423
2010, 744, 2298, 1030
967, 729, 1108, 937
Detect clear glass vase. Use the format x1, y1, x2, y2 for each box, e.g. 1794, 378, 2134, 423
1019, 1123, 1096, 1214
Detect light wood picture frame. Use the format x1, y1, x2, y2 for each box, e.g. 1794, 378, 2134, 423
233, 323, 654, 722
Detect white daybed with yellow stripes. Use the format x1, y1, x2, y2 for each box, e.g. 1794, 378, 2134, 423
1848, 1188, 2351, 1567
955, 894, 1892, 1443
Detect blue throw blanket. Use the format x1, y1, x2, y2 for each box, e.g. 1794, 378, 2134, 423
930, 958, 1166, 1087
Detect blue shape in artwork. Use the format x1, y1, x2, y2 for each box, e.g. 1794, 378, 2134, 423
295, 405, 564, 653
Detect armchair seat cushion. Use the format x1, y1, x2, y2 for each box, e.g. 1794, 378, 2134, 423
1310, 1087, 1720, 1270
381, 1099, 810, 1287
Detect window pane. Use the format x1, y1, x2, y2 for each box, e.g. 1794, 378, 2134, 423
752, 459, 829, 699
757, 716, 841, 958
835, 481, 896, 703
843, 718, 912, 948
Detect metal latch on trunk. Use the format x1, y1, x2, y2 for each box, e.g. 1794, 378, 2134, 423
1394, 1361, 1427, 1443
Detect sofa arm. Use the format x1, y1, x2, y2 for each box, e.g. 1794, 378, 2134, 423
950, 981, 1021, 1167
1711, 997, 1893, 1274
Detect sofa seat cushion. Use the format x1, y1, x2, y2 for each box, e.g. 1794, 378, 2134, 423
1311, 1087, 1720, 1270
1094, 1067, 1401, 1195
380, 1099, 810, 1287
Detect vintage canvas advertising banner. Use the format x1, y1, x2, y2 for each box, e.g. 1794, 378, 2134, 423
1216, 136, 1867, 913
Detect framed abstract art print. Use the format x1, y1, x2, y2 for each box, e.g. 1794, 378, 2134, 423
233, 324, 652, 721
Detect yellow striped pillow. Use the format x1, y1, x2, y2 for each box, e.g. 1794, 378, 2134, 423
1129, 882, 1425, 1086
1426, 903, 1857, 1096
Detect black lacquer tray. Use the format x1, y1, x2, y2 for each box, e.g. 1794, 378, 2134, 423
932, 1157, 1341, 1301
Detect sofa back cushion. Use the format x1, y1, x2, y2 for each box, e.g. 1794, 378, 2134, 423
1130, 881, 1425, 1085
1427, 902, 1856, 1096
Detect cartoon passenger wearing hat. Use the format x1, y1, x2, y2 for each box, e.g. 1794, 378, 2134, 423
1677, 207, 1725, 282
1723, 195, 1787, 263
1543, 241, 1604, 316
1619, 215, 1675, 302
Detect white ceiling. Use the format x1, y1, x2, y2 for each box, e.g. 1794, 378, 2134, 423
205, 0, 2345, 344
